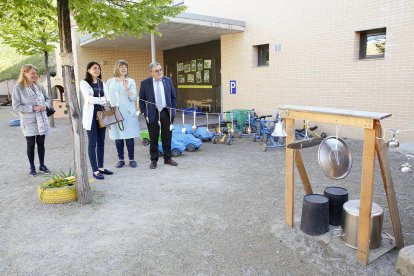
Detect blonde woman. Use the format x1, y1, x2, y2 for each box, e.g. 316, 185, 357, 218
12, 64, 51, 177
80, 61, 113, 180
106, 60, 140, 168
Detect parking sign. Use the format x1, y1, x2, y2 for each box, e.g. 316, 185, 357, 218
230, 80, 236, 94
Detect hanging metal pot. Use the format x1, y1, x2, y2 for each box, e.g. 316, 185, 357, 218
318, 136, 353, 180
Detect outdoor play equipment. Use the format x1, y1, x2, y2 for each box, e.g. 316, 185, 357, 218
252, 115, 273, 142
280, 105, 403, 265
212, 114, 234, 145
262, 113, 286, 151
158, 137, 186, 157
173, 132, 202, 152
193, 126, 214, 141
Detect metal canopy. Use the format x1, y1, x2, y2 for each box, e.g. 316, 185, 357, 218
79, 12, 245, 51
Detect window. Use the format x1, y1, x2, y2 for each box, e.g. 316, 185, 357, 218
256, 44, 269, 66
359, 28, 386, 59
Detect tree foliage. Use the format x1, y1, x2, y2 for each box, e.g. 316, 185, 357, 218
70, 0, 186, 39
0, 0, 58, 55
0, 0, 185, 53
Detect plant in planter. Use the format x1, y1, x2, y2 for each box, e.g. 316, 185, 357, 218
38, 169, 77, 204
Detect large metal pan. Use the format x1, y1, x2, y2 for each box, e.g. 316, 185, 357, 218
318, 136, 352, 180
287, 137, 324, 149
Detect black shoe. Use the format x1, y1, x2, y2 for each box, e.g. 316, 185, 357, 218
150, 161, 157, 169
164, 159, 178, 166
129, 160, 137, 168
99, 169, 113, 175
93, 172, 104, 180
39, 165, 51, 175
115, 160, 125, 168
29, 169, 37, 177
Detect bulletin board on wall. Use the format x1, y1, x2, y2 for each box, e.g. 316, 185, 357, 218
176, 58, 213, 89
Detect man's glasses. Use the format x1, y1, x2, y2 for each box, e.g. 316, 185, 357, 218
152, 68, 162, 73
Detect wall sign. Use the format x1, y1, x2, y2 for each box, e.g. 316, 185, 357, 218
230, 80, 236, 94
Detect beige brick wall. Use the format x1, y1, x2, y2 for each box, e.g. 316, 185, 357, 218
71, 29, 163, 94
185, 0, 414, 141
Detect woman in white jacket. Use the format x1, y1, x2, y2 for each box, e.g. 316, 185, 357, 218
80, 61, 113, 180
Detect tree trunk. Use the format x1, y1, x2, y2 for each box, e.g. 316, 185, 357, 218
43, 50, 55, 127
57, 0, 92, 204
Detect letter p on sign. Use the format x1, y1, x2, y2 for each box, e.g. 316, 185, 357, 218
230, 80, 236, 94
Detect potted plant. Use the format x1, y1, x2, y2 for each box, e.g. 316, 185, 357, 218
37, 169, 77, 204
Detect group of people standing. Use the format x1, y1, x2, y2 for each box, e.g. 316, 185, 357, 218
13, 60, 177, 179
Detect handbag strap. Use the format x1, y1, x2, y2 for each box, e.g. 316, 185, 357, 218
112, 106, 124, 131
117, 121, 125, 131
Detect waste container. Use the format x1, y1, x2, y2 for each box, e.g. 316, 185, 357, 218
225, 109, 252, 130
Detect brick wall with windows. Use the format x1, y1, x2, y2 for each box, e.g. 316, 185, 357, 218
185, 0, 414, 140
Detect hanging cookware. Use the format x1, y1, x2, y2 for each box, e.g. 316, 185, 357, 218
192, 110, 197, 132
287, 137, 324, 149
287, 120, 322, 149
272, 117, 287, 137
386, 129, 400, 148
318, 136, 352, 180
181, 112, 186, 134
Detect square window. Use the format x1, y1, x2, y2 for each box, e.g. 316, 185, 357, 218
359, 28, 386, 59
256, 44, 269, 66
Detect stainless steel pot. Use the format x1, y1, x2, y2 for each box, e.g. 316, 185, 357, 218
342, 199, 383, 249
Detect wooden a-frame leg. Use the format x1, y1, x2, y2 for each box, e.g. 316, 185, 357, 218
357, 128, 376, 265
375, 122, 404, 248
285, 118, 295, 226
295, 150, 313, 194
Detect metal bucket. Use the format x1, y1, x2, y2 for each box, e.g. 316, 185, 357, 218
342, 199, 383, 249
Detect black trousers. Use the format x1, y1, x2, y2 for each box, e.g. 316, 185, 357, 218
26, 135, 45, 170
147, 108, 172, 162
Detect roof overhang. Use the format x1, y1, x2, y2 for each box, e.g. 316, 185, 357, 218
79, 12, 245, 51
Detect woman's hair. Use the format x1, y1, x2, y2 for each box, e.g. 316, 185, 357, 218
17, 64, 38, 86
113, 60, 128, 78
84, 61, 102, 84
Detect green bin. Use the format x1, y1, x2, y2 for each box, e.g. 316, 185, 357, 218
225, 109, 251, 130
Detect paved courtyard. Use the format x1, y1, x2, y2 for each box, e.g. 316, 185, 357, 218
0, 106, 413, 275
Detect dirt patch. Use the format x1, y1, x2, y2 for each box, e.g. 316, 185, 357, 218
0, 106, 412, 275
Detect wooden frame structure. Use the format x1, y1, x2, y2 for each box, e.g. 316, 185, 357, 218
279, 105, 404, 265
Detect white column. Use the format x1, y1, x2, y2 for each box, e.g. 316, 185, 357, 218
151, 33, 156, 62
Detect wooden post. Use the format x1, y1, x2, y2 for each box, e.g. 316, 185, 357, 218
294, 150, 313, 194
356, 128, 376, 265
375, 121, 404, 249
285, 118, 295, 226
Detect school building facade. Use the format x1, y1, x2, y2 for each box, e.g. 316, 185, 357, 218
57, 0, 414, 140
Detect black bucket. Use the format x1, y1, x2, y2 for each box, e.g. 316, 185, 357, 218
323, 186, 348, 226
300, 194, 329, 236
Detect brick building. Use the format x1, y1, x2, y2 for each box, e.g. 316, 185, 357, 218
63, 0, 414, 140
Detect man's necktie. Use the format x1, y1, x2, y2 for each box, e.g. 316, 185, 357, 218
155, 80, 163, 111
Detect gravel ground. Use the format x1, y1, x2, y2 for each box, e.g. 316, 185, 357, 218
0, 106, 413, 275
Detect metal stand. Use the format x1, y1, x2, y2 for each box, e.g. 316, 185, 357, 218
279, 105, 404, 265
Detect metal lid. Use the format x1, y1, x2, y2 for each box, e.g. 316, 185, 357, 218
318, 136, 353, 180
343, 199, 383, 216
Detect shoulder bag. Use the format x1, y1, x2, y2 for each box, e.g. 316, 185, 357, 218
96, 104, 124, 131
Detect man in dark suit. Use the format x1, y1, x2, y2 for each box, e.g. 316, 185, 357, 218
139, 62, 177, 169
